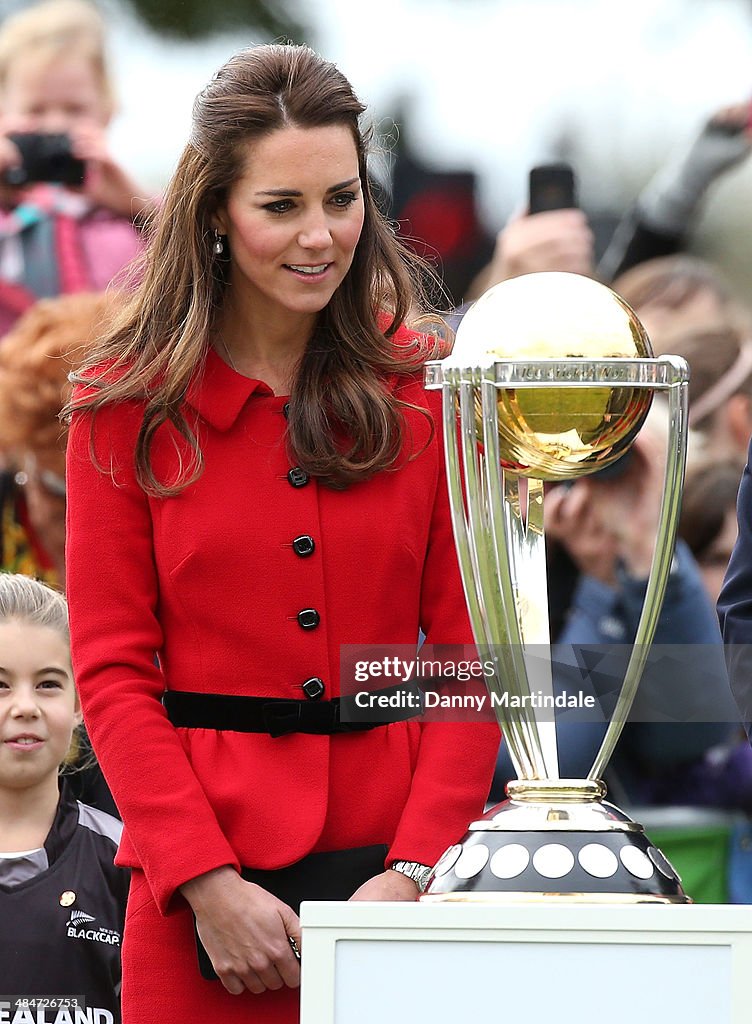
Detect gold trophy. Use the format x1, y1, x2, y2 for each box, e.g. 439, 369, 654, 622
422, 272, 690, 903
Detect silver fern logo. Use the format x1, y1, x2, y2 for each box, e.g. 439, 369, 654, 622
68, 909, 96, 926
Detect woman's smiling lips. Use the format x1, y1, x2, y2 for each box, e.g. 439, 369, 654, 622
283, 262, 332, 281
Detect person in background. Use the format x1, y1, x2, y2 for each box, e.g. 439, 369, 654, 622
467, 206, 594, 299
64, 43, 499, 1024
386, 105, 498, 307
681, 458, 745, 609
466, 101, 752, 308
654, 455, 752, 905
718, 423, 752, 744
0, 573, 128, 1021
657, 322, 752, 460
0, 292, 120, 818
0, 291, 116, 588
491, 410, 738, 804
611, 256, 751, 354
0, 0, 151, 335
598, 102, 752, 282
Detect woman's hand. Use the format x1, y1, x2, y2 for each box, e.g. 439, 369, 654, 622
349, 869, 421, 902
180, 866, 301, 996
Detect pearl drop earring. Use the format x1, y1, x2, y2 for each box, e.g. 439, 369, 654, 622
213, 230, 225, 256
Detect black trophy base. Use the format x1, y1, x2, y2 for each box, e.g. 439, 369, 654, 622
421, 780, 690, 904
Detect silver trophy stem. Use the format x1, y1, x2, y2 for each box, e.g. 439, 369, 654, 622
481, 380, 558, 778
443, 374, 559, 779
443, 376, 532, 778
588, 374, 689, 781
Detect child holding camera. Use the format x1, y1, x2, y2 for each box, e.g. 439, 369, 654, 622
0, 0, 151, 336
0, 573, 127, 1021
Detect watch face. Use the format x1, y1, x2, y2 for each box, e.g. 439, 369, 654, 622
415, 867, 432, 892
392, 861, 431, 892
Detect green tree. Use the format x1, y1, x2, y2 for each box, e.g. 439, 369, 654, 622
125, 0, 310, 41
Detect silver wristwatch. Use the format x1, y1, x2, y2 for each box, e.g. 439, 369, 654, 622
389, 859, 432, 893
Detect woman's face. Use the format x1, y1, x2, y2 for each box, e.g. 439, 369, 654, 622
214, 123, 365, 332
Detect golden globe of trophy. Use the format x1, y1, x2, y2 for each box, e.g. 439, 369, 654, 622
422, 271, 691, 903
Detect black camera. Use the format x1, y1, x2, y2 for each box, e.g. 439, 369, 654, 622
4, 132, 85, 186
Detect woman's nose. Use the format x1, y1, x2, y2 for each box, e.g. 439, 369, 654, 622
298, 214, 332, 250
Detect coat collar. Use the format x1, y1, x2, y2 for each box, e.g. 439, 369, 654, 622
185, 346, 282, 430
183, 323, 427, 430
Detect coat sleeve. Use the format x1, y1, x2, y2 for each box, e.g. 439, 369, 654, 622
386, 389, 499, 867
65, 401, 240, 915
718, 446, 752, 738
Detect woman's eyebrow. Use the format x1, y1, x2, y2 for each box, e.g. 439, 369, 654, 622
255, 177, 360, 198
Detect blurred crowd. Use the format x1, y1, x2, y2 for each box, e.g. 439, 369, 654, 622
449, 102, 752, 903
0, 0, 752, 972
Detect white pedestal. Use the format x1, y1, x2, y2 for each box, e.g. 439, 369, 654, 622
300, 902, 752, 1024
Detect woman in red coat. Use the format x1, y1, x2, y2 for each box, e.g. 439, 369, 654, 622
64, 43, 499, 1023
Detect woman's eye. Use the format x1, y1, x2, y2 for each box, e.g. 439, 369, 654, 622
330, 191, 357, 209
38, 679, 63, 690
263, 199, 295, 215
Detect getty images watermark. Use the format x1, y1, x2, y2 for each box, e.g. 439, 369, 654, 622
339, 644, 595, 724
351, 655, 594, 713
338, 644, 743, 725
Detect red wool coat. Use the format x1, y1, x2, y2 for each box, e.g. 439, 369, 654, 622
65, 343, 499, 1016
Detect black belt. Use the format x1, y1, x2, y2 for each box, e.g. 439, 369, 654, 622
163, 683, 423, 738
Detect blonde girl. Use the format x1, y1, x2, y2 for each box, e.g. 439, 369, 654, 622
0, 574, 127, 1023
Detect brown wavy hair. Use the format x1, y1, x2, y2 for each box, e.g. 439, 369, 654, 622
66, 43, 441, 494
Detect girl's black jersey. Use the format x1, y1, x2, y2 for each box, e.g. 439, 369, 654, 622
0, 780, 128, 1024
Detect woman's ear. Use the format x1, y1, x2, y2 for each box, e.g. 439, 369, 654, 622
211, 209, 228, 235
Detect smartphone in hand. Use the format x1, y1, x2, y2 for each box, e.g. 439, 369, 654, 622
528, 162, 577, 214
